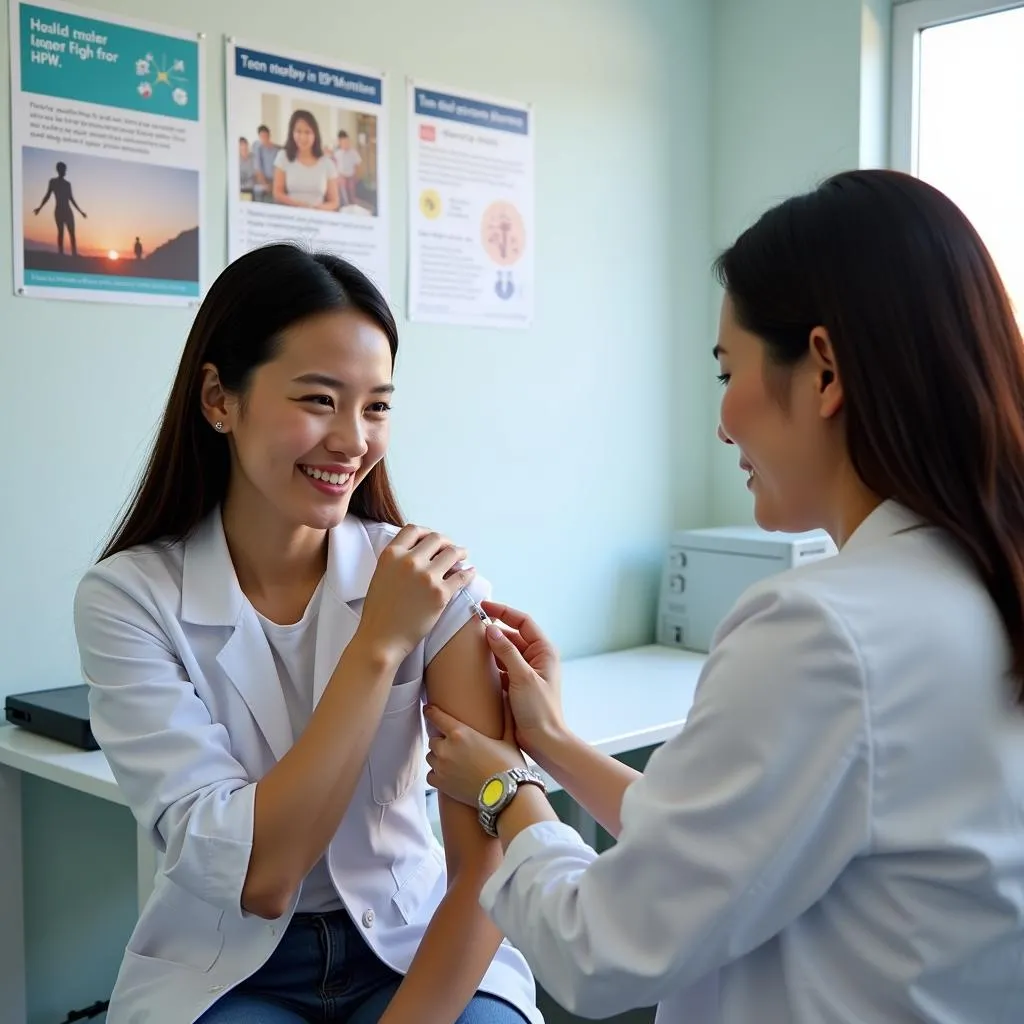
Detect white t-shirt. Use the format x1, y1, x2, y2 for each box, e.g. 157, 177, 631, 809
333, 147, 362, 177
251, 530, 486, 915
273, 150, 337, 207
255, 579, 343, 914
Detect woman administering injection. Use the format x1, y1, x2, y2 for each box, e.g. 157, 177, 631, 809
73, 244, 541, 1024
425, 169, 1024, 1023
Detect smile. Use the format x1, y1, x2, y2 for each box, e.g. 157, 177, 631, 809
299, 465, 355, 493
302, 466, 351, 485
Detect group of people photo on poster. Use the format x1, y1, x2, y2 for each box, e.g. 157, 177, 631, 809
225, 38, 390, 295
7, 0, 535, 326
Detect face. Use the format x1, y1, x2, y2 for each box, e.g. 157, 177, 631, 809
292, 119, 316, 153
339, 136, 351, 150
239, 139, 250, 158
204, 310, 393, 534
258, 130, 270, 145
715, 295, 842, 532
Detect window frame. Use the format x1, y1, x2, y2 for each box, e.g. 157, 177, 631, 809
890, 0, 1024, 172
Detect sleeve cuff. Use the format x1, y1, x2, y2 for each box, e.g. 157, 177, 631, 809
480, 819, 591, 911
424, 574, 493, 665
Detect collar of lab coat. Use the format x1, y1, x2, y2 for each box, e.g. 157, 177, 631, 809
841, 499, 927, 554
180, 509, 377, 626
179, 510, 378, 759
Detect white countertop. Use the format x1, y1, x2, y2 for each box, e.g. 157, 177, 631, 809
0, 722, 121, 803
0, 644, 706, 805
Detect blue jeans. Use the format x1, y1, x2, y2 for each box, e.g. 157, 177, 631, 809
196, 909, 529, 1023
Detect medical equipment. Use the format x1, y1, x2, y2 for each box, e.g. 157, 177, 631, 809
657, 525, 837, 652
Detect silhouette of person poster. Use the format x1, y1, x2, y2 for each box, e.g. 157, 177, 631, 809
225, 37, 390, 297
9, 0, 205, 305
407, 80, 534, 329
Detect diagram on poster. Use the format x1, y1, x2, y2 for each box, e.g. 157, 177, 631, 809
408, 81, 534, 329
9, 0, 205, 305
226, 39, 389, 295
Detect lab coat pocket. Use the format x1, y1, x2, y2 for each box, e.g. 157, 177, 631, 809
125, 883, 225, 972
368, 676, 424, 806
392, 846, 446, 924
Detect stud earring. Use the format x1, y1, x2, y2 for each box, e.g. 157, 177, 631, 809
214, 421, 224, 432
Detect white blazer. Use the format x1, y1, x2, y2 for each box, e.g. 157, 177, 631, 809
480, 501, 1024, 1022
73, 512, 540, 1024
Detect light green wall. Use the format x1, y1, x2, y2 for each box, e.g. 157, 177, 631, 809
1, 0, 711, 1021
4, 0, 895, 1018
707, 0, 892, 526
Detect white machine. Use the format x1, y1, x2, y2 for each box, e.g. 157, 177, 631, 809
657, 525, 837, 653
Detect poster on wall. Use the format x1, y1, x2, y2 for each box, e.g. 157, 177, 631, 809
9, 0, 205, 306
226, 38, 389, 294
407, 80, 534, 329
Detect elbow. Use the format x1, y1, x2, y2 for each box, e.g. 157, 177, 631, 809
241, 860, 296, 920
240, 877, 293, 920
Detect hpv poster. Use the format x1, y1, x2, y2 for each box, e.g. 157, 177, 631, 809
226, 38, 390, 295
408, 80, 534, 329
9, 0, 205, 305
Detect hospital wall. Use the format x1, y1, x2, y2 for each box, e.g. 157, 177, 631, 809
707, 0, 893, 526
1, 0, 895, 1019
0, 0, 711, 1020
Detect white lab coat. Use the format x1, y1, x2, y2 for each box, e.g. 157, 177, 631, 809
481, 500, 1024, 1022
73, 511, 540, 1024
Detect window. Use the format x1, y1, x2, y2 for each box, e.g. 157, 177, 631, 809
892, 0, 1024, 313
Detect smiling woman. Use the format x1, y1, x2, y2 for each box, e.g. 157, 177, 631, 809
72, 244, 542, 1024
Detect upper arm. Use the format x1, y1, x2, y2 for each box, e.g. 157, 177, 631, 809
424, 584, 504, 879
272, 167, 285, 193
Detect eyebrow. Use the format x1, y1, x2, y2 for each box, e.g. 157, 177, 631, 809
292, 372, 395, 395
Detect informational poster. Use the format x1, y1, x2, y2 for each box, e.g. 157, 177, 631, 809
9, 0, 204, 305
407, 81, 534, 329
226, 39, 389, 294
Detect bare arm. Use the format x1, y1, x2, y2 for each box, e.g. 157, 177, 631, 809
68, 188, 86, 216
34, 183, 53, 213
531, 730, 640, 840
378, 617, 507, 1024
484, 605, 640, 838
243, 528, 473, 918
241, 633, 401, 917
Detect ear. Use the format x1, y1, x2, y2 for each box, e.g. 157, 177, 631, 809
199, 363, 237, 433
808, 327, 843, 420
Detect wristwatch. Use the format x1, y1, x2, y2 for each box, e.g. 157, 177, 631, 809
477, 767, 547, 837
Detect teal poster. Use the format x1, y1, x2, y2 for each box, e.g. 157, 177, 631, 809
9, 0, 205, 306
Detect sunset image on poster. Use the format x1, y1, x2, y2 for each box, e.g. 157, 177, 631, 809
21, 146, 199, 292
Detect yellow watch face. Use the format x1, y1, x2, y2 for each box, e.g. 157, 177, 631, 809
481, 778, 505, 808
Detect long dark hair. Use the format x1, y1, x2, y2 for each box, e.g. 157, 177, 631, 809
100, 244, 403, 561
714, 169, 1024, 703
285, 109, 323, 161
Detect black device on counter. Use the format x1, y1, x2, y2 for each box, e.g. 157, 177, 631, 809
4, 684, 97, 750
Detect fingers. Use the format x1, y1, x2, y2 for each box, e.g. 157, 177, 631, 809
388, 526, 464, 565
388, 523, 434, 552
484, 624, 533, 678
480, 602, 549, 647
411, 531, 460, 563
423, 703, 458, 735
383, 526, 474, 593
496, 627, 529, 656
